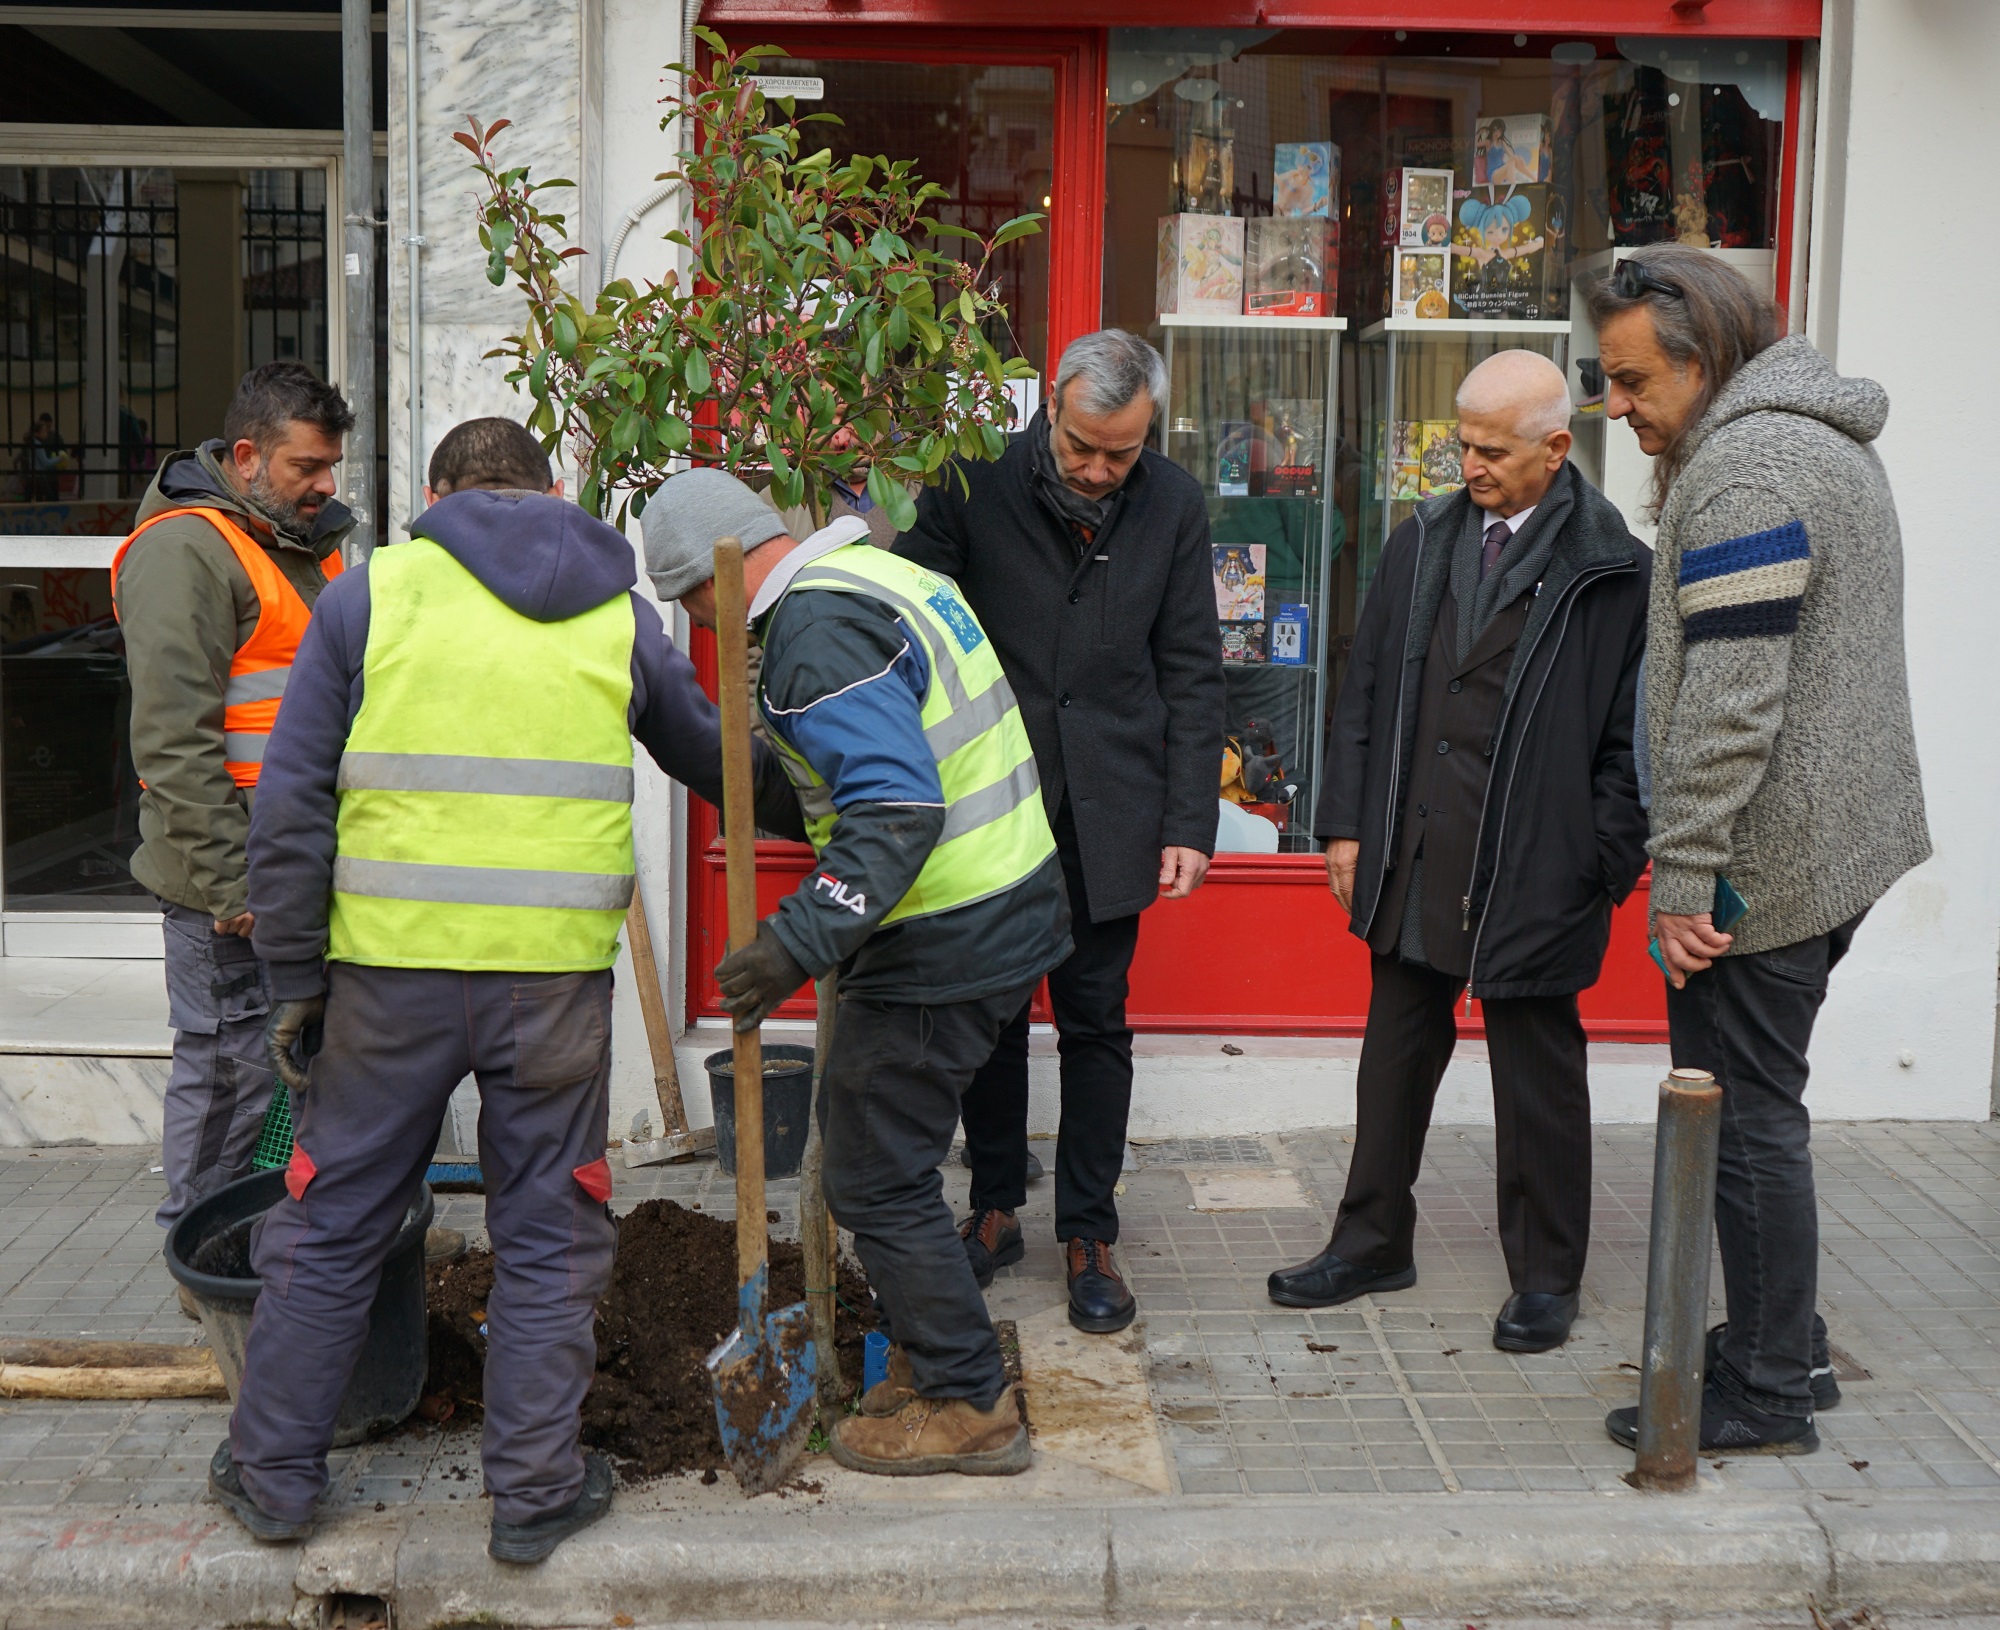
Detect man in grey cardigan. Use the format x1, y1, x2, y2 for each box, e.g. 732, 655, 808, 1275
1590, 247, 1930, 1456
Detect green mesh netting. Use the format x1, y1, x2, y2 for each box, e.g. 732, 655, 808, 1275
251, 1089, 295, 1170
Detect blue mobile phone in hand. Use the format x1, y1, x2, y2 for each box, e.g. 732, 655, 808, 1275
1649, 876, 1748, 976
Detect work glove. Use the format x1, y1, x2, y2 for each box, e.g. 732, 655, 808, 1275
265, 997, 326, 1093
715, 922, 808, 1035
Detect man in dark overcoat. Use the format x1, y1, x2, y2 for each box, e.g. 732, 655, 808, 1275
1269, 350, 1651, 1353
895, 328, 1225, 1334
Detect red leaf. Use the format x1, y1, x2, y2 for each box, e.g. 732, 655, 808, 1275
558, 246, 589, 259
487, 118, 512, 138
451, 132, 481, 154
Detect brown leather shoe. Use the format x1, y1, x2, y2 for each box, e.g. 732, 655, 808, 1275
859, 1342, 916, 1416
958, 1208, 1024, 1290
1066, 1238, 1136, 1334
830, 1386, 1031, 1477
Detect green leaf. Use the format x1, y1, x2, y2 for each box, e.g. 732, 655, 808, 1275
988, 213, 1045, 249
886, 304, 909, 350
528, 351, 549, 398
684, 350, 711, 394
550, 310, 579, 359
921, 219, 982, 241
658, 414, 691, 453
880, 479, 916, 532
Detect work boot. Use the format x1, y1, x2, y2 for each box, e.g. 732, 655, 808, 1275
425, 1226, 469, 1266
488, 1452, 614, 1564
1066, 1238, 1136, 1334
1704, 1321, 1841, 1410
207, 1442, 312, 1543
1605, 1381, 1819, 1456
860, 1343, 916, 1417
829, 1387, 1031, 1477
958, 1208, 1024, 1290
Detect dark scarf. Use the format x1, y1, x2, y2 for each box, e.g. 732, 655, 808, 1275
1032, 418, 1115, 546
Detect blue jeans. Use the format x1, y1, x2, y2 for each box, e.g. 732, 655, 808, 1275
1666, 912, 1864, 1418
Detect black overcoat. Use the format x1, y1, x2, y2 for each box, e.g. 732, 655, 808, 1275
1314, 462, 1653, 998
895, 409, 1226, 922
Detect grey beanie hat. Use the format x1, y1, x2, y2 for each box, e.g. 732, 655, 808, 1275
639, 467, 789, 601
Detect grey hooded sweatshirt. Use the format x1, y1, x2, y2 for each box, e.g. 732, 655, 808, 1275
1644, 334, 1931, 954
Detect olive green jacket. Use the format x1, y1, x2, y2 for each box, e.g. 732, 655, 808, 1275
113, 442, 353, 918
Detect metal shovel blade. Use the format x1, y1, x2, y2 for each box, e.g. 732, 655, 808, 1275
704, 1281, 818, 1496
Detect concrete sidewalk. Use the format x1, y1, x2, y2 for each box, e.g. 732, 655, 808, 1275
3, 1120, 2000, 1626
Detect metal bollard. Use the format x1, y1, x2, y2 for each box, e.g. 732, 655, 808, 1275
1627, 1067, 1723, 1492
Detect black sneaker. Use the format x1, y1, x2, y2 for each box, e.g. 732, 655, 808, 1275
489, 1452, 614, 1564
1705, 1321, 1841, 1410
1605, 1382, 1819, 1456
958, 1208, 1025, 1290
207, 1442, 312, 1542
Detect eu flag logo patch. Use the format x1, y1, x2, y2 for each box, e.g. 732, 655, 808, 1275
926, 588, 986, 654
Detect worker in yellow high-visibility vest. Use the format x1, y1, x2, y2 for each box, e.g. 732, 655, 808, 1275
210, 420, 801, 1562
644, 467, 1073, 1479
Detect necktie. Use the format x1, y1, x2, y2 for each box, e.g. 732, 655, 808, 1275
1480, 518, 1509, 582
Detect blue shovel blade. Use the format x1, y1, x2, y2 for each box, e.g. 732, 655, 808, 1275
705, 1299, 818, 1496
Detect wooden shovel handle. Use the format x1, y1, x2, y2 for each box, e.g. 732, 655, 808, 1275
713, 535, 767, 1300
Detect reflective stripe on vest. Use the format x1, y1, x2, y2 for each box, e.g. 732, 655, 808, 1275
766, 543, 1055, 925
328, 537, 636, 973
111, 505, 343, 789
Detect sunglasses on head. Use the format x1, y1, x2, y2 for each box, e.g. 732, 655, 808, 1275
1612, 258, 1684, 300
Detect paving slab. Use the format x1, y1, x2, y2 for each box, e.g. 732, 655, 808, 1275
3, 1121, 2000, 1625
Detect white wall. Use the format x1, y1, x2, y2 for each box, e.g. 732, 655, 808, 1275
1800, 0, 2000, 1119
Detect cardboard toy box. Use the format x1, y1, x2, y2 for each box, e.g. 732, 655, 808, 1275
1272, 141, 1339, 217
1473, 113, 1553, 186
1390, 246, 1450, 320
1397, 167, 1456, 248
1157, 214, 1245, 319
1244, 216, 1339, 317
1448, 182, 1552, 320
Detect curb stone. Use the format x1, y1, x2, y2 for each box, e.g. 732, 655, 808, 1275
6, 1491, 2000, 1627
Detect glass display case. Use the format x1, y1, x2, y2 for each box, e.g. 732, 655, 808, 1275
1160, 313, 1344, 849
1354, 318, 1570, 597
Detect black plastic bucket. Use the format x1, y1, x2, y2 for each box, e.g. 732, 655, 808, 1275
705, 1043, 814, 1179
164, 1167, 434, 1446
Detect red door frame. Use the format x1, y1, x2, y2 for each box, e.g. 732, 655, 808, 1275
685, 2, 1819, 1037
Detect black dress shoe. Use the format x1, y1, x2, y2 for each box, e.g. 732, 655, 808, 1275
489, 1452, 614, 1564
1266, 1246, 1415, 1309
1705, 1321, 1841, 1410
1493, 1290, 1580, 1353
1606, 1382, 1818, 1456
207, 1442, 312, 1543
1066, 1238, 1136, 1333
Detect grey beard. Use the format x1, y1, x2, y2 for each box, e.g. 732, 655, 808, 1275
246, 466, 317, 539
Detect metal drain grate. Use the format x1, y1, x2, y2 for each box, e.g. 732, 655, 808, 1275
1134, 1137, 1277, 1168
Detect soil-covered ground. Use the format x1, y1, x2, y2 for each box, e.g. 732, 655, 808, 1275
426, 1197, 876, 1476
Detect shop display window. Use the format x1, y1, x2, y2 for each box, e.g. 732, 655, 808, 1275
0, 164, 335, 915
1103, 28, 1793, 843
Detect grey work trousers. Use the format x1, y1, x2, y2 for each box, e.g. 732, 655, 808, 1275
229, 962, 616, 1526
157, 900, 276, 1228
820, 985, 1034, 1410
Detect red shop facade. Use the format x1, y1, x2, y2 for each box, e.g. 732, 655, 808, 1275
682, 0, 1823, 1042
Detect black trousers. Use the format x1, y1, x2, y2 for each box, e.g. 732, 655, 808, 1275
819, 983, 1036, 1408
1667, 914, 1862, 1418
961, 812, 1140, 1243
1331, 954, 1592, 1294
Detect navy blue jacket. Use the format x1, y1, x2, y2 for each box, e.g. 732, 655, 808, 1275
246, 489, 803, 997
758, 583, 1070, 1004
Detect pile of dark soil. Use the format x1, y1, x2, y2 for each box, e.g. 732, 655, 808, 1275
188, 1219, 255, 1281
425, 1197, 876, 1476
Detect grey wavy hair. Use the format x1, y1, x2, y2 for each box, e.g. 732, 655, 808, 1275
1586, 243, 1780, 509
1052, 328, 1168, 418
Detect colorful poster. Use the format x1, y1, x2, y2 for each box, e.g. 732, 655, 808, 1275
1213, 544, 1267, 622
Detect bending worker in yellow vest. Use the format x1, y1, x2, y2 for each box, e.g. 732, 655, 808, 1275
644, 467, 1073, 1477
215, 420, 802, 1560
